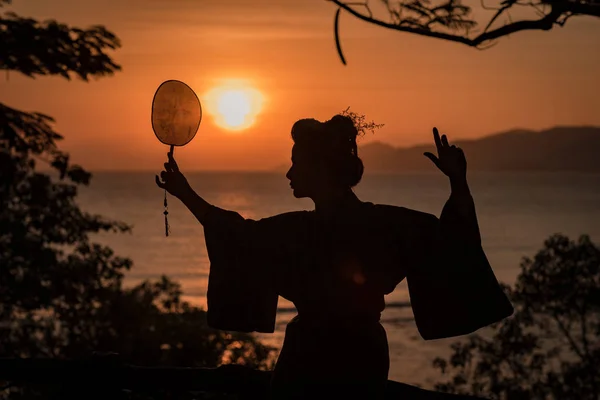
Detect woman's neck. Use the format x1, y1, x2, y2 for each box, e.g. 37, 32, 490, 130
313, 189, 361, 217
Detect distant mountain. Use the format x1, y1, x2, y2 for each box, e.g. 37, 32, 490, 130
358, 126, 600, 172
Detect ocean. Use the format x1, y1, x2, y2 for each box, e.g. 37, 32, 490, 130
77, 171, 600, 389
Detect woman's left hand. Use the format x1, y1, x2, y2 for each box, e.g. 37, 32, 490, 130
423, 127, 467, 183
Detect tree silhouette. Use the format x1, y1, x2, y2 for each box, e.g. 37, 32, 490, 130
0, 1, 274, 398
432, 234, 600, 399
327, 0, 600, 64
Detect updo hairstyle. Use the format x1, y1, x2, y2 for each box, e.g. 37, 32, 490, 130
291, 114, 364, 188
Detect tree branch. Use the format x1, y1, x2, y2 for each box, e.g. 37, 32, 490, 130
473, 6, 564, 44
552, 311, 586, 362
328, 0, 571, 51
567, 0, 600, 17
580, 305, 590, 359
329, 0, 472, 45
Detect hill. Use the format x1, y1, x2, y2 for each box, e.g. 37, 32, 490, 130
357, 126, 600, 172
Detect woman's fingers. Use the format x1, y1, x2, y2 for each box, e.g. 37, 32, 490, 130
164, 162, 173, 172
442, 134, 449, 147
155, 175, 165, 189
432, 127, 443, 152
456, 146, 466, 161
423, 152, 440, 169
167, 152, 179, 171
160, 170, 168, 182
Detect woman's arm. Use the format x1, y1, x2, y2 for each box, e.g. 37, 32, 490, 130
423, 127, 481, 242
156, 153, 279, 333
177, 186, 213, 226
155, 152, 234, 227
406, 128, 513, 340
441, 178, 482, 245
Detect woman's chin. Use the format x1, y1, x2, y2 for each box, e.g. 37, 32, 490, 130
292, 188, 307, 198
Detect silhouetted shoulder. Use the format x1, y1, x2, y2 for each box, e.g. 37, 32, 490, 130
204, 206, 309, 231
249, 210, 314, 253
367, 203, 439, 232
255, 210, 311, 226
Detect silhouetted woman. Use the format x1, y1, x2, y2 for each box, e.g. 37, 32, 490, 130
155, 115, 513, 399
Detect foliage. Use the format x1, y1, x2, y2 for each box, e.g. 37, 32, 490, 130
432, 234, 600, 399
0, 2, 275, 398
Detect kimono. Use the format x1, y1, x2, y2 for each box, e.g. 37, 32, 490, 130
202, 189, 513, 397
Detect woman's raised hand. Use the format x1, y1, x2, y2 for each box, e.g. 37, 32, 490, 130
155, 152, 192, 199
423, 127, 467, 183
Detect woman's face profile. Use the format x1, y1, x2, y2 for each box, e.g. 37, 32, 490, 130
286, 145, 327, 199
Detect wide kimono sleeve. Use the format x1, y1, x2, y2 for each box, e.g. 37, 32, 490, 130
203, 205, 291, 334
406, 190, 514, 340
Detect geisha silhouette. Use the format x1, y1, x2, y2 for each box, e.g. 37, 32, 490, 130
155, 116, 513, 400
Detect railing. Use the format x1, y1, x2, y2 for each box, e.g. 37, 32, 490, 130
0, 354, 484, 399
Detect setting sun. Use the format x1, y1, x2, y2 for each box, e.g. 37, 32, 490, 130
203, 80, 265, 131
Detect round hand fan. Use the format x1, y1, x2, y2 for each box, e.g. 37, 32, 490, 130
151, 79, 202, 236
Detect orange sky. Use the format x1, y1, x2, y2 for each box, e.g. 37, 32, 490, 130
2, 0, 599, 171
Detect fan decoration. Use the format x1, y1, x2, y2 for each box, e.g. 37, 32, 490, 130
151, 80, 202, 236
